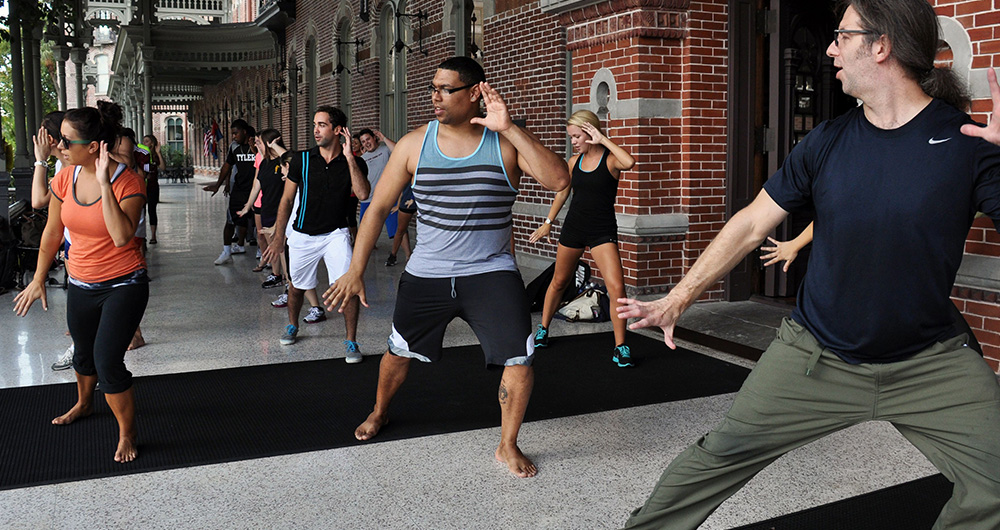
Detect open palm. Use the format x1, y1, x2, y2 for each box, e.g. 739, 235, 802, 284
961, 68, 1000, 146
470, 82, 513, 133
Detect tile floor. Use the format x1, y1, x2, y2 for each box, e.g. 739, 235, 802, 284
0, 182, 938, 529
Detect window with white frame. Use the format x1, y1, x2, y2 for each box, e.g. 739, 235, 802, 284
96, 54, 110, 94
380, 1, 408, 140
166, 116, 184, 154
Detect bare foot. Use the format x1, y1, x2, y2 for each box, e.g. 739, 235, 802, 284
355, 411, 388, 441
51, 402, 93, 425
495, 442, 537, 478
115, 436, 138, 463
127, 332, 145, 351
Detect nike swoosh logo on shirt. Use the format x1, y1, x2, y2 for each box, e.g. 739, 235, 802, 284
928, 137, 952, 144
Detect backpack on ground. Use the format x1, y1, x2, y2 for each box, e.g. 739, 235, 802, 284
525, 260, 591, 312
555, 284, 611, 323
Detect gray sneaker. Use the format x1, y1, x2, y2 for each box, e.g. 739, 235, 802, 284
303, 306, 326, 323
344, 340, 362, 363
280, 324, 298, 346
51, 344, 74, 371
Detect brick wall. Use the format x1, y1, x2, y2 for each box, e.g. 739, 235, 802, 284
933, 0, 1000, 371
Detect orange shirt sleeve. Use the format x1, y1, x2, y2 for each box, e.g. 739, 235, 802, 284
49, 166, 73, 202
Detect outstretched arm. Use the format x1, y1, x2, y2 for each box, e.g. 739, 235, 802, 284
375, 130, 396, 152
203, 162, 232, 196
617, 190, 789, 348
471, 82, 570, 192
324, 129, 421, 312
760, 221, 813, 272
962, 68, 1000, 146
529, 158, 574, 244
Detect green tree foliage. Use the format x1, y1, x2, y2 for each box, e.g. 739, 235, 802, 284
1, 7, 64, 155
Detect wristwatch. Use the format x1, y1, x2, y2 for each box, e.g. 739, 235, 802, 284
543, 218, 552, 225
33, 160, 47, 167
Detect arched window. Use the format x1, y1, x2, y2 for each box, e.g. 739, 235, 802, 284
96, 54, 110, 94
166, 116, 184, 153
339, 19, 353, 125
380, 2, 408, 140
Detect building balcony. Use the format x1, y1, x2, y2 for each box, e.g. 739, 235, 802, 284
256, 0, 295, 33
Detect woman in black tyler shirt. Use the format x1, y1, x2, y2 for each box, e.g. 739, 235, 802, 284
529, 110, 636, 367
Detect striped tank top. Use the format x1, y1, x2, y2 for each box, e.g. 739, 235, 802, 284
405, 120, 518, 278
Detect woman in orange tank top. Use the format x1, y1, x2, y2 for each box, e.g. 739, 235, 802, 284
14, 101, 148, 464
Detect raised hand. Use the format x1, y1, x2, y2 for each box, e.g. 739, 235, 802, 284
95, 142, 111, 188
254, 135, 266, 154
616, 296, 684, 349
470, 82, 513, 133
961, 68, 1000, 146
580, 122, 607, 145
33, 126, 53, 163
339, 126, 355, 159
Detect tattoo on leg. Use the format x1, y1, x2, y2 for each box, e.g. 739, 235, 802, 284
498, 382, 509, 405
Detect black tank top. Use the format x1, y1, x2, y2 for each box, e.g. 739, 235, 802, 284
564, 148, 619, 233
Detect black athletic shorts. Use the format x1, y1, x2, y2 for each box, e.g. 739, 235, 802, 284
388, 270, 534, 367
558, 221, 618, 250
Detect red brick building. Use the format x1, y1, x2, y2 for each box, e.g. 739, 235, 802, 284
178, 0, 1000, 371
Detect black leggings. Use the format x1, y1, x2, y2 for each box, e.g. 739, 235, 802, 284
147, 184, 159, 226
66, 282, 149, 394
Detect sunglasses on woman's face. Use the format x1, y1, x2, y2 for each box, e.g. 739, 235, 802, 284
57, 134, 92, 147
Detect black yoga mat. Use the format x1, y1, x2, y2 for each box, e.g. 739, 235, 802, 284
0, 331, 749, 491
732, 474, 952, 530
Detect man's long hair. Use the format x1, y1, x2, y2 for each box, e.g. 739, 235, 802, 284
842, 0, 971, 110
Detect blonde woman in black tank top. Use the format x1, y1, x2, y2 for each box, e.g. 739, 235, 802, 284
529, 110, 636, 366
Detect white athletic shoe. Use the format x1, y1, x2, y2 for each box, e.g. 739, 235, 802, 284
230, 244, 246, 254
214, 249, 233, 265
52, 344, 74, 371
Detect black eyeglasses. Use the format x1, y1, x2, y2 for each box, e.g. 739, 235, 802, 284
833, 29, 878, 47
57, 133, 91, 147
427, 83, 476, 96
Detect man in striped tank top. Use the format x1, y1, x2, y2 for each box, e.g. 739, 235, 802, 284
325, 57, 570, 478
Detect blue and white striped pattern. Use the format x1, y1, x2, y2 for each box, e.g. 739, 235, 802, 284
296, 151, 310, 231
405, 121, 519, 278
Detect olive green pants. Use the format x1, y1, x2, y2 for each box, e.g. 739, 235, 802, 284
624, 318, 1000, 530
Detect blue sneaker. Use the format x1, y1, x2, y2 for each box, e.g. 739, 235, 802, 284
533, 325, 549, 348
613, 344, 634, 368
344, 340, 362, 363
280, 324, 298, 345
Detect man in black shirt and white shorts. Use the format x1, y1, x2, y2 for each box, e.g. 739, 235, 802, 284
263, 106, 369, 362
203, 119, 257, 265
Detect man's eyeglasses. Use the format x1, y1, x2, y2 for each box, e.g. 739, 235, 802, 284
57, 134, 92, 147
833, 29, 878, 47
427, 83, 476, 96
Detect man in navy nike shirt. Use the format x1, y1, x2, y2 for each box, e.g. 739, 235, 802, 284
618, 0, 1000, 528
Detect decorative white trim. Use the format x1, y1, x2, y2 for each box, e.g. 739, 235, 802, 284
571, 67, 682, 120
956, 254, 1000, 292
937, 16, 972, 86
